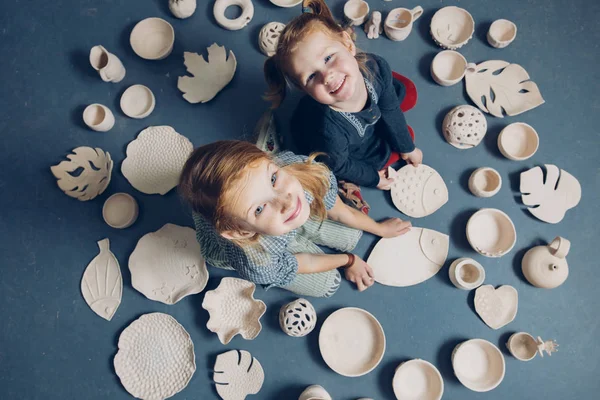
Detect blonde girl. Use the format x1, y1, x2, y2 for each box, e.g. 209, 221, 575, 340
179, 140, 411, 297
264, 0, 423, 196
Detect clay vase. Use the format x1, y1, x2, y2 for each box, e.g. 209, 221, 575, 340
522, 237, 570, 289
89, 45, 126, 83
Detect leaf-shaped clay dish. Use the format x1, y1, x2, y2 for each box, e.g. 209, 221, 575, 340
177, 43, 236, 103
520, 164, 581, 223
50, 147, 113, 201
214, 350, 264, 400
202, 277, 266, 344
121, 126, 193, 195
81, 238, 122, 321
465, 60, 544, 118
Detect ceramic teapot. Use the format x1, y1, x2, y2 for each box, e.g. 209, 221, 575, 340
521, 237, 570, 289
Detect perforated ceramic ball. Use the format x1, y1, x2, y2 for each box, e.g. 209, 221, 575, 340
279, 298, 317, 337
259, 22, 285, 57
442, 105, 487, 149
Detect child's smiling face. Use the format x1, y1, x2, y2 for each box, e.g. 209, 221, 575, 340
286, 30, 363, 110
222, 159, 311, 238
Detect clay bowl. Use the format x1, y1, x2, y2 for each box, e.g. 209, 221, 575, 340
102, 193, 139, 229
430, 50, 467, 86
344, 0, 370, 26
392, 359, 444, 400
430, 6, 474, 50
130, 18, 175, 60
468, 167, 502, 198
506, 332, 538, 361
498, 122, 539, 160
449, 258, 485, 290
319, 307, 385, 377
120, 85, 155, 119
466, 209, 516, 258
269, 0, 302, 7
487, 19, 517, 48
83, 103, 114, 132
452, 339, 505, 392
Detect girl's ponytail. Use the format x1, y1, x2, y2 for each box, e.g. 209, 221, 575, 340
263, 56, 287, 109
302, 0, 335, 21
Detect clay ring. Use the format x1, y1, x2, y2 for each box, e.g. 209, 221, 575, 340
213, 0, 254, 31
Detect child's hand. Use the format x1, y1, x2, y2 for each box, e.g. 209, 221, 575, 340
344, 255, 375, 292
401, 148, 423, 166
376, 218, 412, 238
376, 169, 395, 190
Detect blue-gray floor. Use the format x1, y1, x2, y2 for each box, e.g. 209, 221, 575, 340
1, 0, 599, 399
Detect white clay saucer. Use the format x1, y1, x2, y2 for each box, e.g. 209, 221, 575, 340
319, 307, 386, 377
466, 208, 516, 257
269, 0, 302, 7
392, 359, 444, 400
430, 6, 474, 50
468, 167, 502, 198
120, 85, 155, 119
498, 122, 539, 160
452, 339, 505, 392
130, 17, 174, 60
102, 193, 138, 229
430, 50, 467, 86
487, 19, 517, 48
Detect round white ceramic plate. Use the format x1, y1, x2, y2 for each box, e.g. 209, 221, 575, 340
452, 339, 505, 392
120, 85, 155, 119
319, 307, 386, 377
102, 192, 138, 229
393, 359, 444, 400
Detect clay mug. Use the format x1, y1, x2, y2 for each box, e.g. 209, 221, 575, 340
384, 6, 423, 41
89, 45, 126, 83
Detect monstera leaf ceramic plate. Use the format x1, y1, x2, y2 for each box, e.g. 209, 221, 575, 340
213, 350, 264, 400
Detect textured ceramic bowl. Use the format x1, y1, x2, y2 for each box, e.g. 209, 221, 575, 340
269, 0, 302, 7
102, 193, 139, 229
130, 18, 174, 60
120, 85, 155, 119
343, 0, 369, 26
468, 167, 502, 198
498, 122, 539, 160
466, 209, 516, 258
392, 359, 444, 400
83, 103, 115, 132
452, 339, 505, 392
430, 50, 468, 86
449, 258, 485, 290
487, 19, 517, 48
430, 6, 474, 50
506, 332, 538, 361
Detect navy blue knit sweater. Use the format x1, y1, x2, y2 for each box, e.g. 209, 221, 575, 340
291, 54, 415, 187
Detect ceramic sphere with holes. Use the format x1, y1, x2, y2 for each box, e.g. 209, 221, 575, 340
279, 298, 317, 337
442, 105, 487, 149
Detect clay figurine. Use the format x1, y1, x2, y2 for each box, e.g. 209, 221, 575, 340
522, 236, 570, 288
214, 350, 264, 400
430, 6, 474, 50
442, 105, 487, 148
364, 11, 382, 39
169, 0, 197, 19
520, 165, 581, 223
384, 6, 423, 41
89, 45, 126, 83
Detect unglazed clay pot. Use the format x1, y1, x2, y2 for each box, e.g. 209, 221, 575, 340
468, 168, 502, 198
487, 19, 517, 48
384, 6, 423, 41
466, 209, 516, 258
83, 104, 115, 132
130, 18, 174, 60
506, 333, 559, 361
430, 50, 467, 86
449, 258, 485, 290
343, 0, 370, 26
452, 339, 505, 392
522, 237, 570, 289
102, 193, 138, 229
430, 6, 474, 50
89, 45, 126, 83
498, 122, 539, 160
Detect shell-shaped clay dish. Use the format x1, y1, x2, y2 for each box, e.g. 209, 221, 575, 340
442, 105, 487, 149
474, 285, 518, 329
390, 164, 449, 218
129, 223, 208, 305
114, 313, 196, 400
202, 277, 267, 344
367, 227, 449, 287
81, 238, 122, 321
214, 350, 264, 400
122, 126, 193, 195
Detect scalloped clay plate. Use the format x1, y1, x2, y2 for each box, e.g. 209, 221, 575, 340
368, 227, 449, 287
129, 223, 208, 305
430, 6, 474, 50
319, 307, 386, 377
474, 285, 518, 329
389, 164, 448, 218
466, 209, 516, 257
114, 313, 196, 400
498, 122, 539, 160
452, 339, 505, 392
393, 359, 444, 400
121, 126, 193, 195
202, 277, 267, 344
130, 18, 174, 60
